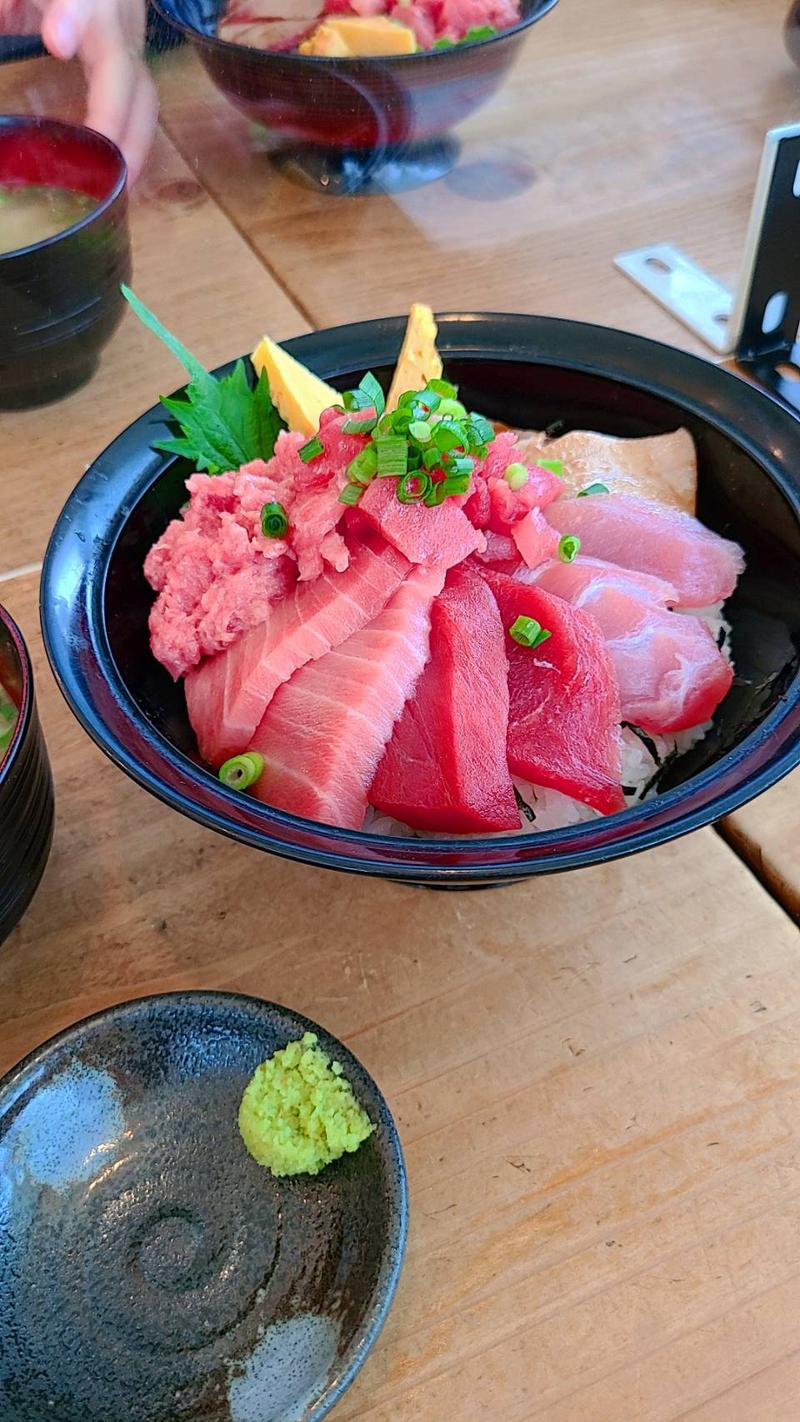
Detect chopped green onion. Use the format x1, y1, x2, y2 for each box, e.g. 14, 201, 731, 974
338, 482, 363, 505
504, 461, 529, 491
427, 377, 457, 398
437, 397, 467, 419
509, 615, 552, 649
342, 389, 371, 412
464, 413, 494, 449
347, 445, 378, 485
433, 419, 466, 453
261, 501, 288, 538
342, 409, 378, 436
444, 453, 474, 479
391, 408, 413, 434
375, 435, 408, 478
417, 388, 441, 415
358, 371, 385, 417
578, 481, 609, 497
409, 419, 433, 445
398, 471, 433, 503
424, 479, 449, 506
558, 534, 581, 563
219, 752, 264, 791
442, 472, 471, 496
538, 458, 564, 477
423, 445, 442, 470
298, 434, 323, 464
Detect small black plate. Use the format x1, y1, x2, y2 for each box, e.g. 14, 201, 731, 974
0, 992, 408, 1421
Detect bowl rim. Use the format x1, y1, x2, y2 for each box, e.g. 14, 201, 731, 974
0, 602, 32, 782
0, 113, 127, 264
151, 0, 558, 67
40, 311, 800, 882
0, 987, 409, 1422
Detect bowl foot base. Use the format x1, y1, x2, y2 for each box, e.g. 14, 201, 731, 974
271, 135, 460, 195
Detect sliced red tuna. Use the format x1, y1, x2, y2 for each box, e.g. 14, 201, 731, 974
470, 530, 521, 574
533, 557, 733, 733
185, 533, 409, 767
545, 494, 744, 608
483, 571, 625, 815
357, 477, 484, 567
248, 562, 447, 829
511, 509, 560, 570
369, 563, 518, 833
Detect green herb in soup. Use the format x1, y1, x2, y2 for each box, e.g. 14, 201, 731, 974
0, 680, 18, 762
0, 183, 97, 256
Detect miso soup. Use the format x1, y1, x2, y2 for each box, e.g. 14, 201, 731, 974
0, 182, 97, 255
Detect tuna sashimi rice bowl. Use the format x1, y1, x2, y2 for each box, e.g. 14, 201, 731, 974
120, 292, 746, 842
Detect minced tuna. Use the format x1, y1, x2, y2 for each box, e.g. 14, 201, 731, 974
145, 409, 371, 679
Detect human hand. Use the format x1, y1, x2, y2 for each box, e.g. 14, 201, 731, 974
1, 0, 158, 182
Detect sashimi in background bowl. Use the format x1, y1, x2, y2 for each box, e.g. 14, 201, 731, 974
40, 313, 800, 886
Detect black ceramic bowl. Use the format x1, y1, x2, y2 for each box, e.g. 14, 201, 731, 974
40, 313, 800, 887
153, 0, 558, 193
0, 991, 408, 1422
0, 116, 131, 408
0, 604, 53, 943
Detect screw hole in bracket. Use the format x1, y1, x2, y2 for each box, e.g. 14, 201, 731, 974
762, 290, 789, 335
645, 256, 672, 273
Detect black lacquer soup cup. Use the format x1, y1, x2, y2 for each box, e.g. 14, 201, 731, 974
41, 313, 800, 887
0, 115, 131, 408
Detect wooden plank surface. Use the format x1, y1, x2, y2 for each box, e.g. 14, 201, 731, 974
723, 775, 800, 923
2, 564, 800, 1420
155, 0, 797, 345
0, 57, 307, 577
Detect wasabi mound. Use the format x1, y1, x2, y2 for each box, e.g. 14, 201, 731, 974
238, 1032, 374, 1177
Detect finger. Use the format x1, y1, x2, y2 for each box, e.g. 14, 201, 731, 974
84, 45, 138, 151
118, 65, 158, 184
40, 0, 90, 58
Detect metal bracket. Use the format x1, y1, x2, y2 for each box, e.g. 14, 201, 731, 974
615, 122, 800, 413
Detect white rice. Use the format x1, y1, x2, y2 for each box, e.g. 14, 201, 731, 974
361, 603, 731, 839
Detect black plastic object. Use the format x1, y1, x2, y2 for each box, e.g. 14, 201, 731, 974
733, 123, 800, 413
0, 36, 45, 63
40, 314, 800, 886
0, 605, 54, 944
0, 992, 408, 1421
0, 116, 130, 409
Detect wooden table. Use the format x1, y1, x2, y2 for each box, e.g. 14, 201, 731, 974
1, 2, 799, 1417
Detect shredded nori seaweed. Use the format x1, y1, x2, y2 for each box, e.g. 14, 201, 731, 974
514, 786, 537, 823
621, 721, 662, 765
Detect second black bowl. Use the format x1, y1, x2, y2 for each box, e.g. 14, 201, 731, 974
0, 604, 53, 943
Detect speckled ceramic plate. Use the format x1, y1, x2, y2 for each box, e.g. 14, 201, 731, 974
0, 992, 408, 1422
